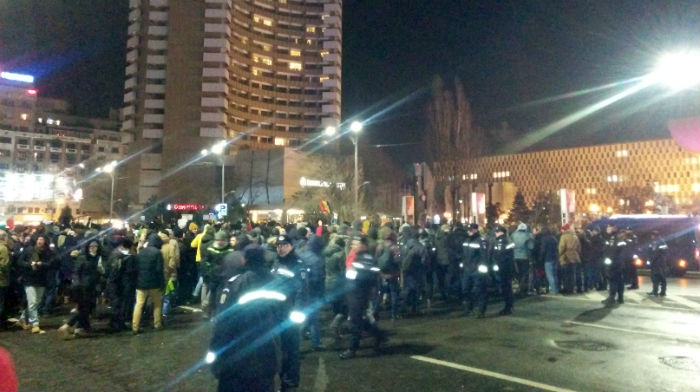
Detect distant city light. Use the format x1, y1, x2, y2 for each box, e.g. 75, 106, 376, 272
1, 71, 35, 84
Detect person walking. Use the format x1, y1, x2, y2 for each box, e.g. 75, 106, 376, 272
646, 230, 668, 297
132, 234, 164, 334
58, 241, 102, 339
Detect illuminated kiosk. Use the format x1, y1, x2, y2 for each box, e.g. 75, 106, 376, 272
0, 171, 82, 226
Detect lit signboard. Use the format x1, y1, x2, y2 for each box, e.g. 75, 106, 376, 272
299, 177, 346, 190
172, 203, 205, 211
0, 72, 35, 84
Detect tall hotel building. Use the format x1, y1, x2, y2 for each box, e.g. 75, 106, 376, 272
122, 0, 342, 205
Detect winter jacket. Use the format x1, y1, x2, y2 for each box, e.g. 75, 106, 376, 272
19, 244, 55, 287
323, 236, 346, 287
298, 235, 325, 298
510, 229, 534, 260
135, 235, 164, 290
158, 233, 180, 281
0, 239, 10, 287
558, 229, 581, 265
72, 251, 101, 290
538, 234, 559, 263
202, 244, 234, 286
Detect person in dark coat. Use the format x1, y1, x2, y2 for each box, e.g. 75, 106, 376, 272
18, 235, 55, 334
209, 245, 284, 392
646, 230, 669, 297
105, 236, 136, 331
132, 234, 164, 333
58, 241, 102, 338
538, 227, 559, 294
298, 234, 325, 349
491, 226, 515, 315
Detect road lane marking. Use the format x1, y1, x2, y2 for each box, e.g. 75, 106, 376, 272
178, 305, 203, 313
313, 356, 328, 392
411, 355, 579, 392
564, 321, 700, 342
664, 294, 700, 311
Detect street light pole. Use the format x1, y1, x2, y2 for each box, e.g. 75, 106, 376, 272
109, 172, 114, 220
221, 157, 225, 204
353, 135, 358, 219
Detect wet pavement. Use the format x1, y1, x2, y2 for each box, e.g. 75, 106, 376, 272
2, 276, 699, 392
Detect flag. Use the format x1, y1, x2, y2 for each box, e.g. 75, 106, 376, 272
320, 200, 331, 214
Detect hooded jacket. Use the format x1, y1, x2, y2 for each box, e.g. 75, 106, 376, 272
510, 225, 534, 260
558, 228, 581, 265
135, 234, 164, 290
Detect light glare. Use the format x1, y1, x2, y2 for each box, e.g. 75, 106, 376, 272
650, 51, 700, 90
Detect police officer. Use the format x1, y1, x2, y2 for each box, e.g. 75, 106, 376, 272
339, 236, 387, 359
646, 230, 668, 297
271, 235, 306, 392
602, 224, 628, 306
491, 225, 515, 316
209, 245, 284, 392
418, 229, 436, 308
623, 227, 640, 290
460, 223, 489, 317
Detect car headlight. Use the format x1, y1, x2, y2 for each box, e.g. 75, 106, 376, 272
290, 310, 306, 324
477, 265, 488, 273
604, 258, 612, 265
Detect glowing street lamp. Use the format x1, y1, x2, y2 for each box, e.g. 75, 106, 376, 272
202, 141, 228, 203
95, 160, 119, 220
648, 50, 700, 91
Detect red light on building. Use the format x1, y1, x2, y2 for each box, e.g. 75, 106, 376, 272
26, 89, 38, 95
173, 203, 204, 211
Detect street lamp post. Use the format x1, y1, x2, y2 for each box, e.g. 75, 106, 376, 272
202, 140, 227, 204
325, 120, 364, 218
96, 160, 118, 221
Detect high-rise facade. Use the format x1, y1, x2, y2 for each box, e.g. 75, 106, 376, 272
122, 0, 342, 206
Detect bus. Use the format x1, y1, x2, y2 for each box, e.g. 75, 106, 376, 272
586, 214, 699, 277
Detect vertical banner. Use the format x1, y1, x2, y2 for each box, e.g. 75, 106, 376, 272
402, 195, 415, 225
470, 192, 486, 224
560, 189, 576, 225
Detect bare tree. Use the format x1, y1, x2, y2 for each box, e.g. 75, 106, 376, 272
425, 75, 485, 223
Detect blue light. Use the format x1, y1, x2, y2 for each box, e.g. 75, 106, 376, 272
0, 72, 35, 84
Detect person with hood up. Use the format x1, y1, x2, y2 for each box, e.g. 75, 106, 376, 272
558, 223, 581, 294
510, 223, 534, 297
132, 234, 164, 334
158, 230, 180, 318
202, 230, 234, 318
58, 241, 102, 339
298, 234, 325, 350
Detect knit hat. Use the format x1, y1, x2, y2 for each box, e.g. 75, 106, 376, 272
561, 223, 570, 232
188, 222, 199, 232
214, 230, 229, 241
517, 223, 527, 231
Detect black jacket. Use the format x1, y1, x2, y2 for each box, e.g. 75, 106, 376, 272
490, 235, 514, 277
73, 251, 101, 290
135, 234, 164, 290
19, 244, 56, 287
210, 268, 283, 380
460, 234, 488, 273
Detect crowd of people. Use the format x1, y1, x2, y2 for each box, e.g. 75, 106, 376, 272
0, 216, 669, 391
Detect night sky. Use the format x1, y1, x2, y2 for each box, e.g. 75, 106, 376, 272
1, 0, 698, 160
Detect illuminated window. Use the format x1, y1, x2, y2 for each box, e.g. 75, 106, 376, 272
279, 0, 286, 3
262, 18, 272, 27
274, 137, 286, 146
289, 62, 302, 71
306, 39, 312, 45
320, 50, 329, 56
319, 76, 329, 82
252, 55, 260, 63
253, 15, 261, 23
492, 171, 510, 179
290, 49, 301, 56
20, 113, 28, 121
263, 45, 271, 52
252, 68, 259, 76
692, 183, 700, 192
615, 149, 629, 158
306, 26, 315, 33
261, 57, 272, 66
585, 188, 597, 195
606, 175, 619, 182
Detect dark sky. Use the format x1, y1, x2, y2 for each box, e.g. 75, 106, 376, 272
1, 0, 698, 158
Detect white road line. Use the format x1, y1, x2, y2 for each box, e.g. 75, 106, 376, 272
313, 356, 328, 392
411, 355, 579, 392
544, 292, 690, 311
664, 294, 700, 311
564, 320, 700, 342
178, 305, 203, 313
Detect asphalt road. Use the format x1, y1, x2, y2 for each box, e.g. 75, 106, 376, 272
2, 275, 699, 392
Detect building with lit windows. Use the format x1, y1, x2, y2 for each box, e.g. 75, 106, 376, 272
121, 0, 342, 205
424, 138, 700, 224
0, 72, 38, 133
